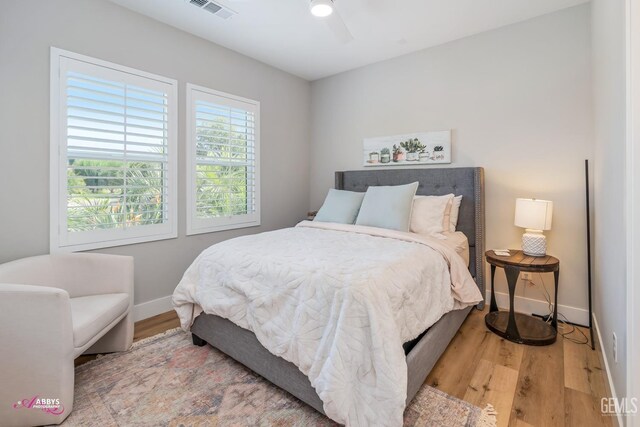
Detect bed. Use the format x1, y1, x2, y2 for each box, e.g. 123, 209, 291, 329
174, 167, 485, 425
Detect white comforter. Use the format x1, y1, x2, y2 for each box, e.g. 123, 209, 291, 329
173, 221, 483, 426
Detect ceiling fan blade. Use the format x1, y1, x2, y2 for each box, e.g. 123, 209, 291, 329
324, 8, 354, 44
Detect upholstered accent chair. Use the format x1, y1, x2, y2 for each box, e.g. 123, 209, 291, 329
0, 253, 134, 426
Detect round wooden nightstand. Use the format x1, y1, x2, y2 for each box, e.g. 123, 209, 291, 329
485, 250, 560, 346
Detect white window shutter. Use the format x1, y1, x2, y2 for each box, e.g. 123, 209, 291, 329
50, 48, 177, 251
186, 84, 260, 235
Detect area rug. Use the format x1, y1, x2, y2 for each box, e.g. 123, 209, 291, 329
61, 328, 496, 427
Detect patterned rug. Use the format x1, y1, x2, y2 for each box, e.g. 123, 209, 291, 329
61, 328, 496, 427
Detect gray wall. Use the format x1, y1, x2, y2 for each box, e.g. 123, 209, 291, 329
0, 0, 311, 305
591, 0, 627, 401
310, 5, 593, 313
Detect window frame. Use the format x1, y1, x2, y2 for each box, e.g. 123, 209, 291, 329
185, 83, 261, 235
50, 47, 178, 252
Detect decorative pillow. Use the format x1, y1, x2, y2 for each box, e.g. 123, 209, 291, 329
443, 197, 453, 232
449, 195, 463, 231
410, 194, 454, 237
314, 189, 365, 224
355, 182, 419, 232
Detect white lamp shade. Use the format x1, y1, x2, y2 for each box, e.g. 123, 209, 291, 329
514, 198, 553, 231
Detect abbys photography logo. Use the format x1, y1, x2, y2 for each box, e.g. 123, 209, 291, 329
13, 396, 65, 415
601, 397, 638, 417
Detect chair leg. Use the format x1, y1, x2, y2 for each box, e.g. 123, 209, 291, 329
192, 334, 207, 347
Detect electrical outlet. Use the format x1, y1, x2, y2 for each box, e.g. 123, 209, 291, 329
613, 332, 618, 363
521, 272, 532, 282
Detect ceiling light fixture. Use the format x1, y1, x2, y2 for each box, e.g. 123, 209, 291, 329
310, 0, 333, 18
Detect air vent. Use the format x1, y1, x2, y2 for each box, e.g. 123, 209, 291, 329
203, 3, 222, 14
188, 0, 237, 20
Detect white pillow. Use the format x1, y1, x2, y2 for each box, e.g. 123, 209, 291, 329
410, 194, 454, 237
449, 195, 463, 231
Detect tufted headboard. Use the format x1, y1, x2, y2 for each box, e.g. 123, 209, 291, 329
335, 167, 485, 306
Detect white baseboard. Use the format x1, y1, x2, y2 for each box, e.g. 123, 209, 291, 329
133, 295, 173, 322
485, 291, 589, 326
593, 314, 624, 427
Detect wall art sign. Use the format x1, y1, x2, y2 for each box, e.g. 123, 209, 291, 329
363, 130, 451, 166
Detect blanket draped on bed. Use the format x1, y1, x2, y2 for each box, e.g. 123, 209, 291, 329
173, 221, 483, 426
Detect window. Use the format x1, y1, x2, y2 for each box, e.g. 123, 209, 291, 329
50, 48, 177, 251
186, 84, 260, 235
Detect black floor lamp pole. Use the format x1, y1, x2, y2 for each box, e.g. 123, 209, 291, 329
585, 159, 595, 350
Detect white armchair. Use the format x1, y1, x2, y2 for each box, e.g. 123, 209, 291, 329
0, 253, 134, 426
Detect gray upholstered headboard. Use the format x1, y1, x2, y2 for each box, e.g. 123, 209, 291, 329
335, 167, 485, 305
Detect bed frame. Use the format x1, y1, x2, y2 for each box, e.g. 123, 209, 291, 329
191, 167, 485, 415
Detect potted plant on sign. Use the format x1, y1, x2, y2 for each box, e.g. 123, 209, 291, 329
380, 147, 391, 163
433, 145, 444, 160
400, 138, 426, 161
392, 144, 405, 162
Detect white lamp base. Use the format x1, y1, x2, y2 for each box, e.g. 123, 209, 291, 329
522, 229, 547, 256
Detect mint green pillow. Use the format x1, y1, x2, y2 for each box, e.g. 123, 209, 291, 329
355, 182, 419, 231
314, 189, 365, 224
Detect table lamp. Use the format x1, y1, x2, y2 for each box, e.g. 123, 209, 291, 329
514, 198, 553, 256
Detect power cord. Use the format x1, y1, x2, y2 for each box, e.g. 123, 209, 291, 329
531, 273, 590, 346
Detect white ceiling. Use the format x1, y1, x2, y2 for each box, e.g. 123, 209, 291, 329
110, 0, 589, 81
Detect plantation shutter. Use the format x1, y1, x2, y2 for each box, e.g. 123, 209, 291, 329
186, 85, 260, 234
52, 50, 177, 251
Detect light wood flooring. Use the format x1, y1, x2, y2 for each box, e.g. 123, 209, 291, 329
425, 308, 613, 427
95, 308, 614, 427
